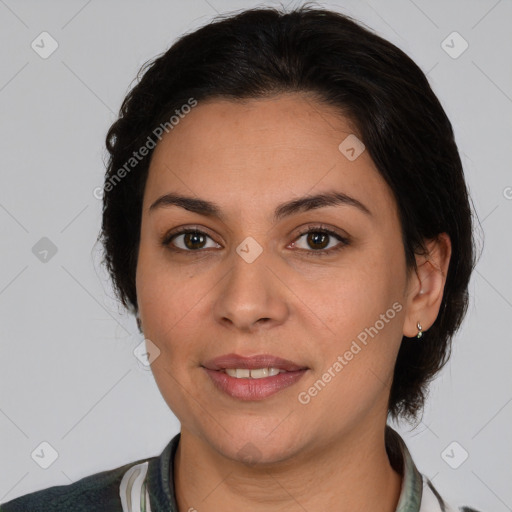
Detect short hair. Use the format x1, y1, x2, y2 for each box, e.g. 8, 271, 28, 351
99, 4, 477, 422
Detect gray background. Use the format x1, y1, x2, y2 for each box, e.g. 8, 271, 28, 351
0, 0, 511, 510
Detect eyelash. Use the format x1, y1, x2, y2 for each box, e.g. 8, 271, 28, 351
162, 225, 350, 257
293, 225, 350, 256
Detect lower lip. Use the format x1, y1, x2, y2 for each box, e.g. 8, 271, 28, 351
203, 368, 307, 400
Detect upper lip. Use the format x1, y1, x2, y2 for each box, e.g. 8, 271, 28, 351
202, 353, 307, 371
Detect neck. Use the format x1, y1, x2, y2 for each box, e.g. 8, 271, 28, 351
173, 423, 402, 512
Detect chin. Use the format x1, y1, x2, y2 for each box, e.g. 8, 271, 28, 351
203, 421, 308, 466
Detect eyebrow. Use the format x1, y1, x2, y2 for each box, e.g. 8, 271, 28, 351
149, 190, 372, 222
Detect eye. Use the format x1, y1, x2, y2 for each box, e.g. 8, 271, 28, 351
162, 224, 350, 256
163, 227, 220, 252
290, 225, 350, 256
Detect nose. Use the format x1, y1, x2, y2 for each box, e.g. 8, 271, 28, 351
212, 250, 289, 332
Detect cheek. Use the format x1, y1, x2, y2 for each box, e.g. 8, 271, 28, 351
136, 258, 206, 412
136, 257, 171, 335
136, 240, 196, 332
138, 277, 199, 353
297, 291, 403, 426
135, 255, 220, 382
295, 245, 405, 387
300, 252, 402, 337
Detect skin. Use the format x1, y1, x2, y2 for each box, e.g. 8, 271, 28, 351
135, 93, 452, 512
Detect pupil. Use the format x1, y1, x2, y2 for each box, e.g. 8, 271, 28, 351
185, 232, 205, 250
308, 232, 328, 249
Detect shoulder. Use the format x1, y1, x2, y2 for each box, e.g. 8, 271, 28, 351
421, 477, 485, 512
0, 456, 154, 512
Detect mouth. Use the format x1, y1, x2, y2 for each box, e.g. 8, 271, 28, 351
222, 367, 287, 378
202, 353, 308, 400
202, 353, 307, 372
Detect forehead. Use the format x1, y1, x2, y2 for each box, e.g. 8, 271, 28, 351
143, 93, 397, 224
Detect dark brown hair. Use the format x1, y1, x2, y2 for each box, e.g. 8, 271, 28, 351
99, 4, 478, 422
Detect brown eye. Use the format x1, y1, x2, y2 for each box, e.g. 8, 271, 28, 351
291, 226, 350, 256
164, 229, 220, 252
305, 232, 330, 250
181, 232, 207, 250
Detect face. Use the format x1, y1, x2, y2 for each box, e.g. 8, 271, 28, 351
136, 93, 411, 463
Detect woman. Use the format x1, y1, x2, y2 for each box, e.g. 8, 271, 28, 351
1, 5, 482, 512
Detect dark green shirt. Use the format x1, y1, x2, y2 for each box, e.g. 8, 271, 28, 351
0, 427, 482, 512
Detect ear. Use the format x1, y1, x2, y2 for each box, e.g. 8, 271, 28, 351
403, 233, 452, 338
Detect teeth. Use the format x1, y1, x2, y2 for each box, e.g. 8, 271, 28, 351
224, 367, 285, 379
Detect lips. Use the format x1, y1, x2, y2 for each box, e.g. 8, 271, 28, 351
202, 353, 307, 372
